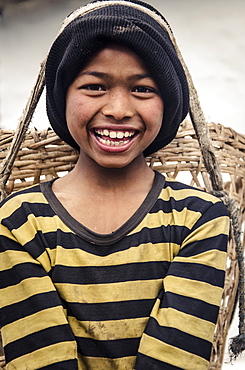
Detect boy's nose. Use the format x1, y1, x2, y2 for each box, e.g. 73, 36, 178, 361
102, 90, 134, 121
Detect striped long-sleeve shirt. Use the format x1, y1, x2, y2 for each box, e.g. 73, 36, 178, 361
0, 172, 229, 369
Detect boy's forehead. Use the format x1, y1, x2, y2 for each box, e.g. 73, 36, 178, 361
79, 42, 152, 75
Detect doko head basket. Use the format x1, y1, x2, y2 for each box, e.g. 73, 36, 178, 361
0, 119, 244, 369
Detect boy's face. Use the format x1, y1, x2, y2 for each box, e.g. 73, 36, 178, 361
65, 43, 164, 169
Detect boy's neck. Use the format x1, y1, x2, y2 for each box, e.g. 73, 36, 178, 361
52, 153, 156, 234
69, 153, 154, 193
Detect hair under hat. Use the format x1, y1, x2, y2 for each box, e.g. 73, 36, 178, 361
45, 0, 189, 156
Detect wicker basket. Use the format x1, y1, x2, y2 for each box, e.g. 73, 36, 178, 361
0, 119, 244, 369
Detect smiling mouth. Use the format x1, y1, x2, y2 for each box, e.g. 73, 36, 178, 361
93, 129, 137, 146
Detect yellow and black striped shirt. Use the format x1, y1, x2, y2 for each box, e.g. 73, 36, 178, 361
0, 172, 229, 369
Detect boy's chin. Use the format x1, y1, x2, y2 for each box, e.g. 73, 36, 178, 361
97, 161, 134, 170
94, 155, 144, 171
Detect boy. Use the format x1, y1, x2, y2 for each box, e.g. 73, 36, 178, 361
0, 1, 229, 369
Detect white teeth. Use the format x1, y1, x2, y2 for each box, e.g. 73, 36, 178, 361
97, 137, 130, 146
109, 131, 117, 139
95, 129, 135, 139
117, 132, 124, 139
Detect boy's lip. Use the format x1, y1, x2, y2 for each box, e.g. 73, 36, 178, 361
91, 127, 140, 152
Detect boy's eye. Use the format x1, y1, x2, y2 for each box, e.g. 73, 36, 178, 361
80, 84, 105, 91
133, 86, 155, 94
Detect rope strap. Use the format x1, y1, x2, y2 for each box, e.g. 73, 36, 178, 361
0, 59, 46, 201
213, 191, 245, 359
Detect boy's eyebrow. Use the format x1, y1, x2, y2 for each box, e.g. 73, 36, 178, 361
130, 73, 152, 80
78, 71, 107, 78
78, 71, 152, 80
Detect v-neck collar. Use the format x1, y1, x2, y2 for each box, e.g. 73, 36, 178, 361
40, 171, 165, 245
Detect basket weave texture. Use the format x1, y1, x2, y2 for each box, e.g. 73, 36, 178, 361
0, 119, 244, 369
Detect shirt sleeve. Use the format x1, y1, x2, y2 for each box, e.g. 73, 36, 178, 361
135, 200, 230, 370
0, 220, 79, 369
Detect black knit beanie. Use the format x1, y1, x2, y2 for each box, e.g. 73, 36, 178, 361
45, 0, 189, 156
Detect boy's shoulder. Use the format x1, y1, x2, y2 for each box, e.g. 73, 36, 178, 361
0, 181, 47, 209
162, 175, 227, 205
